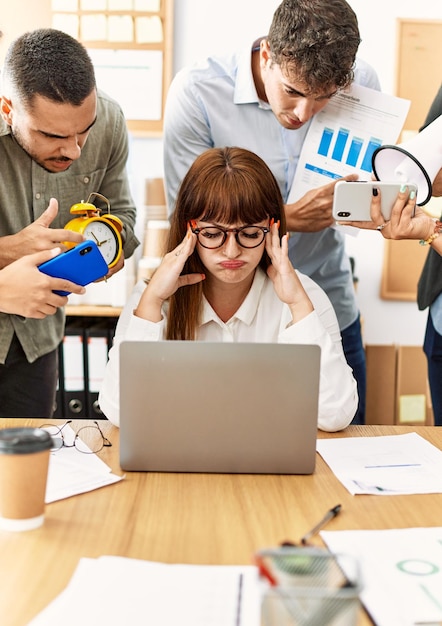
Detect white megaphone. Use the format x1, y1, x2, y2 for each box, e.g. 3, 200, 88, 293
371, 114, 442, 206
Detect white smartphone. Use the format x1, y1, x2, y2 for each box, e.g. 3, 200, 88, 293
332, 181, 417, 221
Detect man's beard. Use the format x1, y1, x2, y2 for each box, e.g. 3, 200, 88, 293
10, 126, 72, 173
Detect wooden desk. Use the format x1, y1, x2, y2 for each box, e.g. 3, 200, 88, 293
65, 304, 122, 317
1, 421, 442, 626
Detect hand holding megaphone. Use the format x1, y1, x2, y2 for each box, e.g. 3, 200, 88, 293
372, 114, 442, 205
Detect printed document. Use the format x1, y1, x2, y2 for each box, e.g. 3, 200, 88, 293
316, 432, 442, 495
288, 84, 410, 203
322, 527, 442, 626
28, 556, 261, 626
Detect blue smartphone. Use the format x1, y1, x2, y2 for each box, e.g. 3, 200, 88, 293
38, 240, 109, 296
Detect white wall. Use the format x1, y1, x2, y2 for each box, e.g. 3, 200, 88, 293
347, 1, 442, 95
131, 0, 442, 346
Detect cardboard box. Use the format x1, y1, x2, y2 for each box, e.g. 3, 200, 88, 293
365, 345, 433, 426
396, 346, 431, 425
365, 345, 396, 426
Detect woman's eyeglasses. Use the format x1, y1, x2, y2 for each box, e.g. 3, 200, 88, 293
189, 221, 270, 249
40, 420, 112, 454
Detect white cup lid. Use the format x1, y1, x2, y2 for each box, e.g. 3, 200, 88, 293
0, 514, 44, 532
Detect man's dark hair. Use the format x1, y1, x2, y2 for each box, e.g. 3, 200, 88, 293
3, 28, 96, 108
267, 0, 361, 94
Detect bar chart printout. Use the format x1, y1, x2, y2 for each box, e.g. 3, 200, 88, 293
360, 137, 382, 171
346, 136, 363, 167
318, 127, 334, 156
287, 83, 411, 204
331, 128, 349, 162
317, 126, 382, 172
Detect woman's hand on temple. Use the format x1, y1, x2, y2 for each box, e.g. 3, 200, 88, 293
134, 228, 204, 322
265, 220, 313, 323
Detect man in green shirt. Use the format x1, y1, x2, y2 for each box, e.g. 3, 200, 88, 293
0, 28, 139, 417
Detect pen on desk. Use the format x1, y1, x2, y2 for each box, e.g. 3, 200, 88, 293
235, 573, 243, 626
364, 463, 421, 468
300, 504, 342, 545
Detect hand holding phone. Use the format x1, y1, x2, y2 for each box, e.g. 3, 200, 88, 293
332, 181, 417, 222
38, 240, 109, 296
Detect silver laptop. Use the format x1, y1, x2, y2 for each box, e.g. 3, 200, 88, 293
119, 341, 320, 474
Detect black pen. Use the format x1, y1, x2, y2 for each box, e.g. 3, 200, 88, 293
300, 504, 342, 545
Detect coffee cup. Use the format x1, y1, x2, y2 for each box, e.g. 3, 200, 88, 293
0, 428, 53, 531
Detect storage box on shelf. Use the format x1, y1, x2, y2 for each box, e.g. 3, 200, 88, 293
365, 344, 433, 426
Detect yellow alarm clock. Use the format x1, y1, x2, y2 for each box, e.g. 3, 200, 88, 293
64, 193, 123, 269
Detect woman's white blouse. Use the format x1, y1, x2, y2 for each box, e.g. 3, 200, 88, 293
99, 268, 358, 430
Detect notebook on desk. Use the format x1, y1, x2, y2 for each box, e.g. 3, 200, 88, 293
119, 341, 321, 474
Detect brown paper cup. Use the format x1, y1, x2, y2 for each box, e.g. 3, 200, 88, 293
143, 220, 170, 258
137, 256, 162, 282
144, 178, 166, 206
0, 428, 52, 531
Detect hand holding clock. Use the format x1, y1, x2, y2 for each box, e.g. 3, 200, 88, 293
63, 195, 124, 270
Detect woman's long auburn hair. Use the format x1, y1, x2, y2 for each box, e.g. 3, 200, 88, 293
165, 147, 287, 340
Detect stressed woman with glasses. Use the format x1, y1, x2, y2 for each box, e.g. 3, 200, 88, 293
99, 147, 357, 431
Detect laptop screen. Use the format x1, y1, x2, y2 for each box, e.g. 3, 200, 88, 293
119, 341, 320, 474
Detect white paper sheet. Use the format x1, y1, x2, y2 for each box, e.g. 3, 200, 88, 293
322, 527, 442, 626
287, 84, 410, 204
316, 432, 442, 495
28, 557, 261, 626
45, 425, 123, 503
